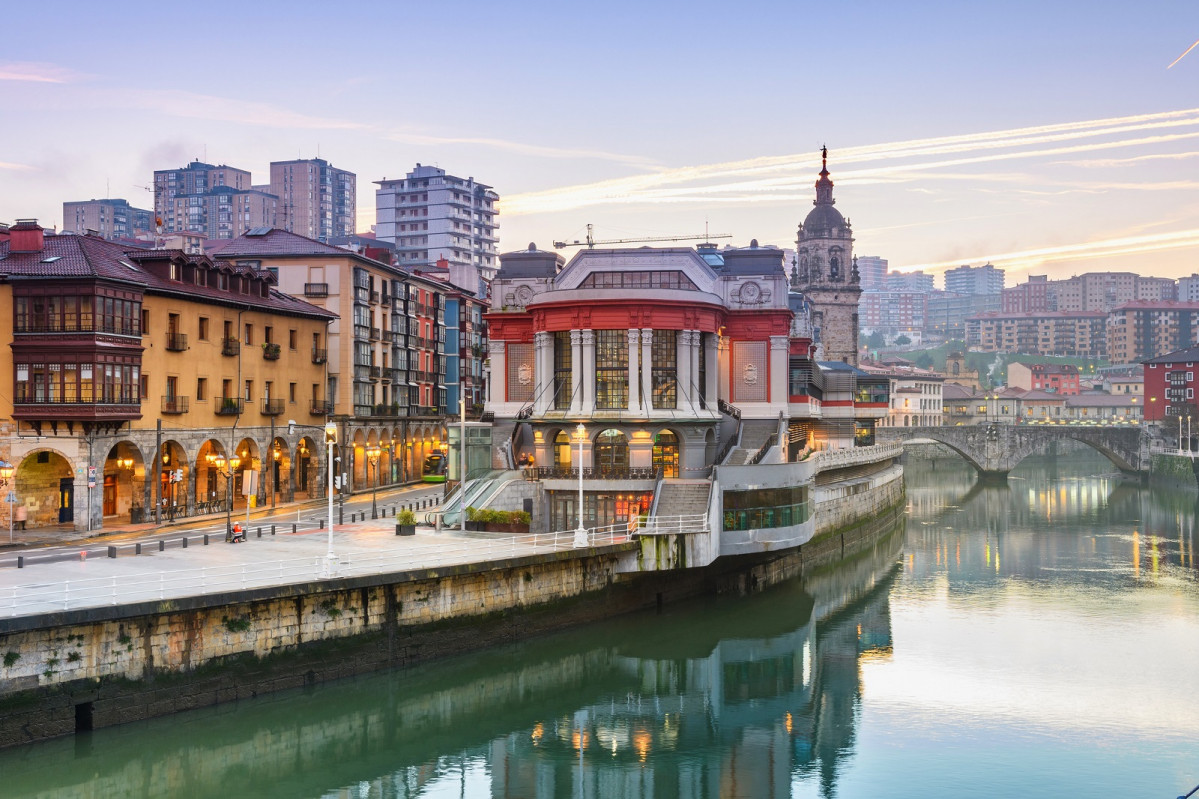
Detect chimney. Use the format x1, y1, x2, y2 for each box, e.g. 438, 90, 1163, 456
436, 256, 450, 271
9, 219, 44, 252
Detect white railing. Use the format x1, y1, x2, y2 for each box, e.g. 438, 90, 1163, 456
635, 514, 709, 536
812, 442, 903, 470
0, 527, 633, 619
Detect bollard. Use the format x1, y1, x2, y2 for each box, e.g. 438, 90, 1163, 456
16, 556, 23, 568
257, 527, 262, 538
108, 546, 117, 558
135, 543, 142, 555
271, 524, 276, 536
159, 540, 165, 552
292, 523, 297, 534
339, 508, 344, 525
182, 537, 188, 549
319, 519, 325, 529
203, 534, 209, 545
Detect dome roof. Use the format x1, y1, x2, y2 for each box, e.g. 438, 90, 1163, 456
802, 203, 846, 237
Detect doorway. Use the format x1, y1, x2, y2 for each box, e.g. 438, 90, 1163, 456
102, 475, 116, 516
58, 477, 74, 523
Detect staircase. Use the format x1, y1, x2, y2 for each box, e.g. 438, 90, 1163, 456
723, 419, 780, 465
654, 479, 711, 518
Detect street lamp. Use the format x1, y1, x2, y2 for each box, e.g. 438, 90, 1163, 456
574, 423, 587, 548
366, 444, 381, 519
324, 422, 337, 577
207, 452, 239, 540
0, 460, 14, 543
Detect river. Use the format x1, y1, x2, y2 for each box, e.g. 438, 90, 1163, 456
0, 448, 1196, 798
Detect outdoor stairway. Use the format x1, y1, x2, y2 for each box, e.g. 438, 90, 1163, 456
723, 419, 780, 465
654, 480, 711, 518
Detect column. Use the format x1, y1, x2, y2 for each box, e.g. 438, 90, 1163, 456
570, 329, 583, 414
489, 341, 506, 405
627, 329, 640, 414
676, 330, 693, 412
641, 328, 654, 413
532, 331, 550, 415
710, 335, 724, 406
690, 330, 701, 411
770, 335, 789, 408
581, 330, 596, 415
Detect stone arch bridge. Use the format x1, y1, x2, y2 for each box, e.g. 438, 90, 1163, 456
875, 424, 1148, 479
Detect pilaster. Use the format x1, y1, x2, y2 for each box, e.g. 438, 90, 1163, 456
581, 330, 596, 415
627, 329, 640, 414
569, 329, 583, 414
640, 328, 653, 413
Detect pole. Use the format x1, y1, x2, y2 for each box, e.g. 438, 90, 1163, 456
460, 397, 467, 533
270, 415, 276, 509
574, 424, 587, 547
325, 423, 336, 576
154, 419, 162, 525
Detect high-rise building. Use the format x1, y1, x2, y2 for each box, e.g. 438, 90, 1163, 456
375, 164, 499, 292
1179, 274, 1199, 303
269, 159, 356, 243
855, 256, 887, 291
793, 148, 861, 364
1106, 301, 1199, 364
884, 271, 935, 293
153, 161, 278, 240
1002, 275, 1052, 313
943, 263, 1004, 295
62, 199, 153, 240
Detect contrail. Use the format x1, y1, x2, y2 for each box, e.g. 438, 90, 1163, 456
1168, 38, 1199, 69
504, 107, 1199, 215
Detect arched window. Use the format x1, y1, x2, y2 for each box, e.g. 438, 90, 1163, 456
594, 429, 628, 474
652, 430, 679, 478
553, 430, 571, 468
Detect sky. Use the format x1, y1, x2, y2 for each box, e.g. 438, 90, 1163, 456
2, 1, 1198, 287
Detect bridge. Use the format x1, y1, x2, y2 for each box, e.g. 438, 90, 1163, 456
875, 424, 1148, 479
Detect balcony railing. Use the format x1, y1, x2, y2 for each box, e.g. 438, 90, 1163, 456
311, 347, 327, 364
304, 283, 329, 298
221, 337, 240, 357
215, 398, 244, 416
370, 327, 381, 341
370, 291, 380, 304
310, 399, 334, 415
369, 365, 381, 378
165, 333, 188, 352
262, 343, 281, 361
161, 395, 189, 414
523, 466, 662, 481
261, 398, 285, 416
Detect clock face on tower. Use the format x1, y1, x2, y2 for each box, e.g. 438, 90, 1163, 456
741, 281, 761, 303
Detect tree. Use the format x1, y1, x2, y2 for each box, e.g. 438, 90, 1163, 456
865, 331, 886, 349
915, 353, 934, 369
895, 334, 911, 346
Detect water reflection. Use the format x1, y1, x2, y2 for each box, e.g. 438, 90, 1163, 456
3, 448, 1199, 797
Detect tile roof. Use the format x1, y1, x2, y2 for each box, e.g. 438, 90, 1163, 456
1142, 344, 1199, 364
208, 228, 367, 258
0, 233, 335, 321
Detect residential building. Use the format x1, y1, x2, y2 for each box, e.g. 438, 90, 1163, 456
375, 164, 499, 290
966, 311, 1107, 358
859, 290, 927, 338
1179, 274, 1199, 303
1002, 275, 1052, 313
942, 383, 982, 425
269, 158, 356, 243
943, 263, 1004, 295
153, 161, 278, 240
855, 256, 887, 291
792, 148, 861, 364
0, 220, 334, 532
208, 228, 454, 486
859, 363, 944, 427
1106, 301, 1199, 364
1007, 362, 1081, 395
1142, 345, 1199, 421
884, 271, 935, 293
1062, 393, 1142, 424
924, 291, 1001, 341
1053, 272, 1176, 312
62, 199, 154, 241
1018, 390, 1068, 424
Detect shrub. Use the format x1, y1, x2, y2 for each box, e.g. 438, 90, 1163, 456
3, 652, 19, 668
465, 506, 479, 522
398, 508, 417, 525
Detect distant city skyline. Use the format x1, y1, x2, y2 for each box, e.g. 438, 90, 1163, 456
2, 1, 1198, 282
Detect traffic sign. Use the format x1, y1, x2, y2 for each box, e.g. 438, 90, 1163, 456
5, 491, 14, 503
87, 465, 96, 488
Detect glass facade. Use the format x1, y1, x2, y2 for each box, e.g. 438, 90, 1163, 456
554, 331, 572, 409
593, 429, 628, 472
722, 485, 810, 531
595, 330, 628, 409
580, 271, 697, 291
651, 330, 677, 409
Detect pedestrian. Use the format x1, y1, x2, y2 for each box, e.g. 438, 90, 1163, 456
14, 504, 26, 530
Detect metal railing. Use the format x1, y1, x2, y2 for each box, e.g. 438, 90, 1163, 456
523, 466, 662, 481
221, 337, 240, 356
310, 399, 334, 415
303, 283, 329, 298
161, 395, 189, 414
311, 347, 327, 364
635, 514, 709, 535
165, 332, 188, 352
215, 398, 243, 416
261, 398, 285, 415
0, 526, 635, 618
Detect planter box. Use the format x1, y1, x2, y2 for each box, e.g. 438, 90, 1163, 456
396, 524, 416, 536
482, 523, 530, 534
465, 521, 483, 531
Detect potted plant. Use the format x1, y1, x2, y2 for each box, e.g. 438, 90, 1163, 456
464, 506, 481, 531
396, 508, 417, 536
262, 342, 281, 360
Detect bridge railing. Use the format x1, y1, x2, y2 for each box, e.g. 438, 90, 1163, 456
812, 442, 904, 471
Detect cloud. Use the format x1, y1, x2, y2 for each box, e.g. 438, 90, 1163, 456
113, 89, 369, 131
384, 130, 659, 168
1064, 151, 1199, 168
0, 161, 35, 172
0, 61, 79, 83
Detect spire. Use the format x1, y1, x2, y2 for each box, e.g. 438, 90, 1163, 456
814, 145, 835, 206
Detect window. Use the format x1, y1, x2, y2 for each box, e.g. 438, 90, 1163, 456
244, 380, 253, 401
141, 308, 150, 334
651, 330, 677, 409
289, 329, 297, 350
554, 331, 572, 409
196, 377, 207, 401
165, 376, 178, 399
198, 317, 209, 340
140, 373, 149, 400
595, 330, 628, 409
244, 323, 253, 345
289, 382, 297, 402
265, 325, 274, 345
594, 429, 629, 472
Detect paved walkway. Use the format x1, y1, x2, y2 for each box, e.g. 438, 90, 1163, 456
0, 514, 626, 620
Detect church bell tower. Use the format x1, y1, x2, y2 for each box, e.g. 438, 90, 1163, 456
792, 147, 862, 365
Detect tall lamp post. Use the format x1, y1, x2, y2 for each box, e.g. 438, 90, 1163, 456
366, 444, 381, 519
208, 453, 240, 540
324, 422, 337, 577
574, 423, 587, 548
0, 461, 14, 543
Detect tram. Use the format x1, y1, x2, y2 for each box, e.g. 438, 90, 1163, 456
422, 453, 447, 483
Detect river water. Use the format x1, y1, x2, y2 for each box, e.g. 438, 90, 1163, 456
1, 449, 1197, 798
